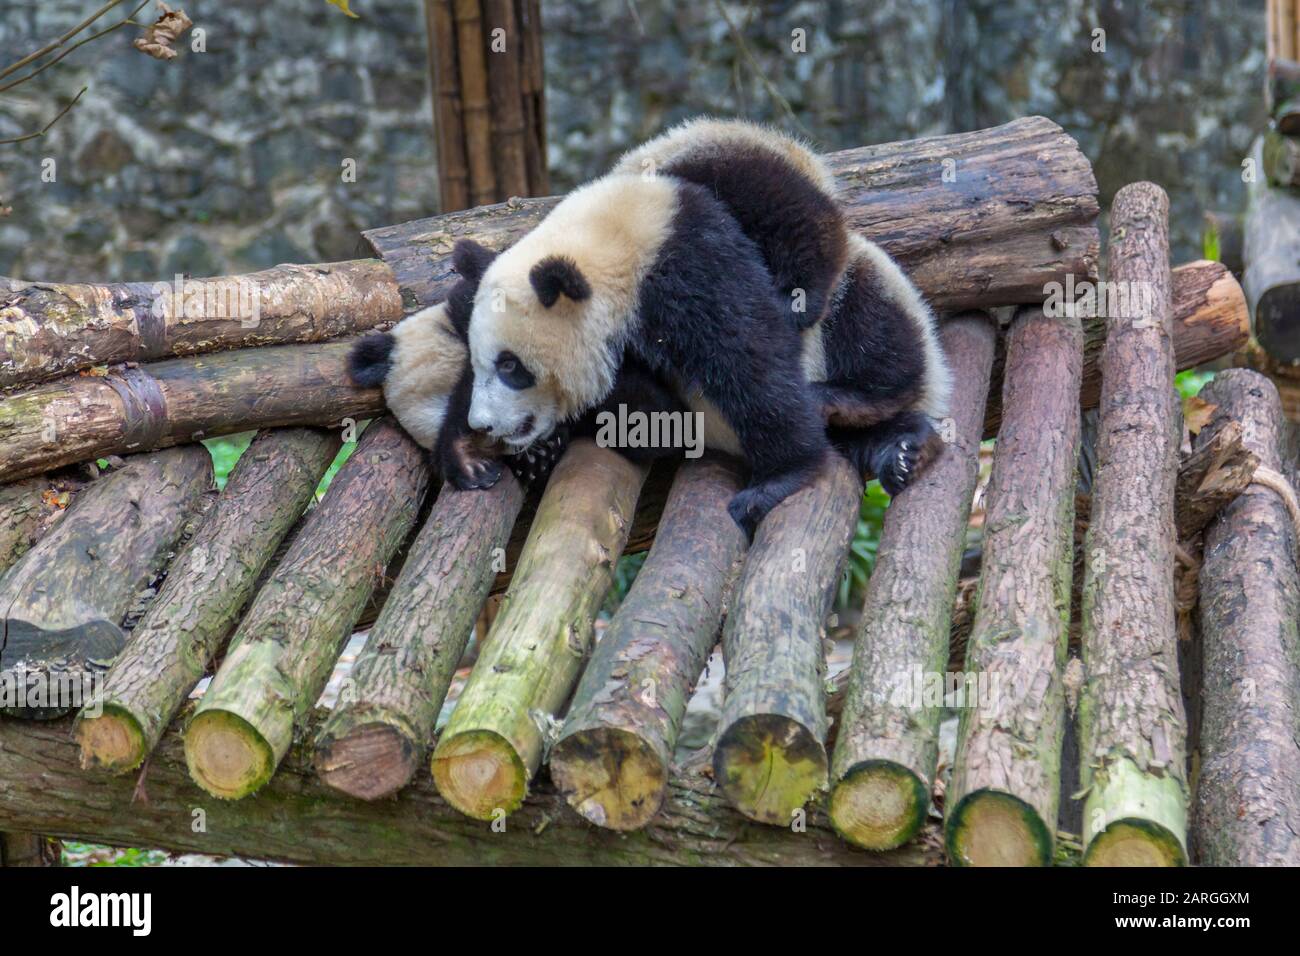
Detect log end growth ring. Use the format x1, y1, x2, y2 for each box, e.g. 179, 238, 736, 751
712, 713, 828, 825
945, 789, 1053, 867
315, 720, 419, 802
829, 760, 929, 851
431, 729, 528, 820
184, 709, 276, 800
550, 727, 667, 831
76, 704, 147, 773
1084, 819, 1187, 867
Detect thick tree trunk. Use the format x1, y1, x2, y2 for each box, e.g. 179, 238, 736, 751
0, 446, 211, 719
829, 312, 996, 851
0, 260, 401, 389
551, 456, 748, 831
946, 306, 1082, 867
1175, 419, 1259, 540
0, 339, 382, 483
1079, 183, 1188, 867
0, 472, 86, 571
0, 714, 942, 866
314, 474, 525, 801
1246, 138, 1300, 363
713, 455, 862, 825
431, 440, 645, 819
366, 116, 1099, 313
75, 428, 341, 773
1193, 370, 1300, 866
183, 419, 428, 799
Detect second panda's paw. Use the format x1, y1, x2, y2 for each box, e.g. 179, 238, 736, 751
445, 436, 505, 490
869, 419, 944, 497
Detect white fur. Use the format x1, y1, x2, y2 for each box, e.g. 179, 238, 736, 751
382, 302, 464, 449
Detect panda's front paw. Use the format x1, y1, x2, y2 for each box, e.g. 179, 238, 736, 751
876, 439, 920, 497
445, 436, 504, 490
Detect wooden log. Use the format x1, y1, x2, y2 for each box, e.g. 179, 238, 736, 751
0, 832, 58, 866
0, 714, 943, 866
1264, 127, 1300, 188
985, 260, 1248, 438
314, 474, 525, 801
183, 419, 428, 799
1268, 56, 1300, 134
0, 339, 382, 483
76, 428, 342, 774
550, 456, 748, 831
0, 446, 211, 719
1079, 182, 1188, 867
517, 0, 548, 196
1174, 419, 1259, 540
0, 471, 85, 572
483, 0, 529, 198
431, 440, 645, 819
713, 455, 862, 825
945, 306, 1082, 867
425, 0, 472, 212
1246, 138, 1300, 363
452, 0, 498, 207
365, 115, 1099, 313
0, 259, 401, 389
828, 312, 996, 851
1193, 370, 1300, 866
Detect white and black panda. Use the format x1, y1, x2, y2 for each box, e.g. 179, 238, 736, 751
457, 119, 950, 535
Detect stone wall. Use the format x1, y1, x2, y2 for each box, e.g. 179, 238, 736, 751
0, 0, 1268, 282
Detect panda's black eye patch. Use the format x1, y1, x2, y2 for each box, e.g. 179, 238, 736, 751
495, 351, 535, 390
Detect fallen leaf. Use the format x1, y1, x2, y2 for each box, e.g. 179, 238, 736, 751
1183, 394, 1218, 435
133, 2, 193, 60
327, 0, 360, 17
40, 489, 70, 509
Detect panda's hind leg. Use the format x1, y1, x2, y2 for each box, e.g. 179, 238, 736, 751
833, 410, 944, 496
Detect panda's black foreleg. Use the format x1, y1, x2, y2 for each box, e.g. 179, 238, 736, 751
832, 410, 945, 496
434, 363, 504, 491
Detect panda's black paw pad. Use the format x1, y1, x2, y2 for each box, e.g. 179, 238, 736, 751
876, 440, 920, 497
727, 488, 774, 541
449, 452, 503, 491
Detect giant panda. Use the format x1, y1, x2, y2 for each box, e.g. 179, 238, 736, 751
458, 119, 950, 535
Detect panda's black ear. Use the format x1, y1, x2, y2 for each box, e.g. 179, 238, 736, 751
530, 255, 591, 308
452, 239, 498, 284
348, 331, 395, 387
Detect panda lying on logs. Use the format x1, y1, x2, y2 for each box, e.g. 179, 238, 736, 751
350, 119, 950, 537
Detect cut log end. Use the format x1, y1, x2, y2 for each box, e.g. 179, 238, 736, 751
183, 709, 275, 800
712, 714, 827, 825
1084, 820, 1187, 867
550, 727, 667, 831
315, 721, 419, 802
75, 705, 146, 774
946, 790, 1053, 867
829, 760, 929, 851
431, 729, 527, 820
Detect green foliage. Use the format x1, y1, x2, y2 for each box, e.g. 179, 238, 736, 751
62, 841, 168, 867
1202, 221, 1221, 264
1176, 368, 1214, 399
202, 425, 359, 499
839, 480, 890, 608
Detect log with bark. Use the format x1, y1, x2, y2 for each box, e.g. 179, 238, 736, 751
0, 260, 401, 390
431, 439, 645, 819
425, 0, 472, 212
314, 474, 526, 801
183, 419, 428, 799
829, 312, 996, 851
0, 713, 943, 866
0, 832, 59, 866
0, 339, 383, 483
0, 471, 86, 571
1246, 138, 1300, 363
0, 446, 212, 719
366, 115, 1099, 313
946, 306, 1082, 867
76, 428, 342, 774
713, 455, 862, 825
1174, 420, 1259, 541
1193, 370, 1300, 866
550, 456, 748, 831
1079, 183, 1188, 867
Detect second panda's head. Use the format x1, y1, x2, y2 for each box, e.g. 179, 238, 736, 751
459, 174, 678, 449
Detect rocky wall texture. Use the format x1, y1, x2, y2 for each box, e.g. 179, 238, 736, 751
0, 0, 1268, 281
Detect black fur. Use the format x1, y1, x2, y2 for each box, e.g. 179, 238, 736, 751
530, 255, 592, 307
453, 238, 499, 286
348, 332, 395, 387
629, 182, 829, 537
570, 352, 690, 464
663, 145, 847, 331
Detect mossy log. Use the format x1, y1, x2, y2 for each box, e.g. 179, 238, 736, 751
1079, 183, 1188, 867
0, 713, 943, 866
76, 428, 341, 774
366, 116, 1098, 313
431, 439, 645, 820
0, 446, 211, 719
550, 456, 748, 830
946, 306, 1082, 866
183, 419, 428, 799
0, 340, 382, 483
829, 312, 996, 851
1193, 370, 1300, 866
0, 260, 402, 389
314, 474, 526, 801
713, 455, 862, 825
1246, 137, 1300, 363
0, 471, 86, 571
